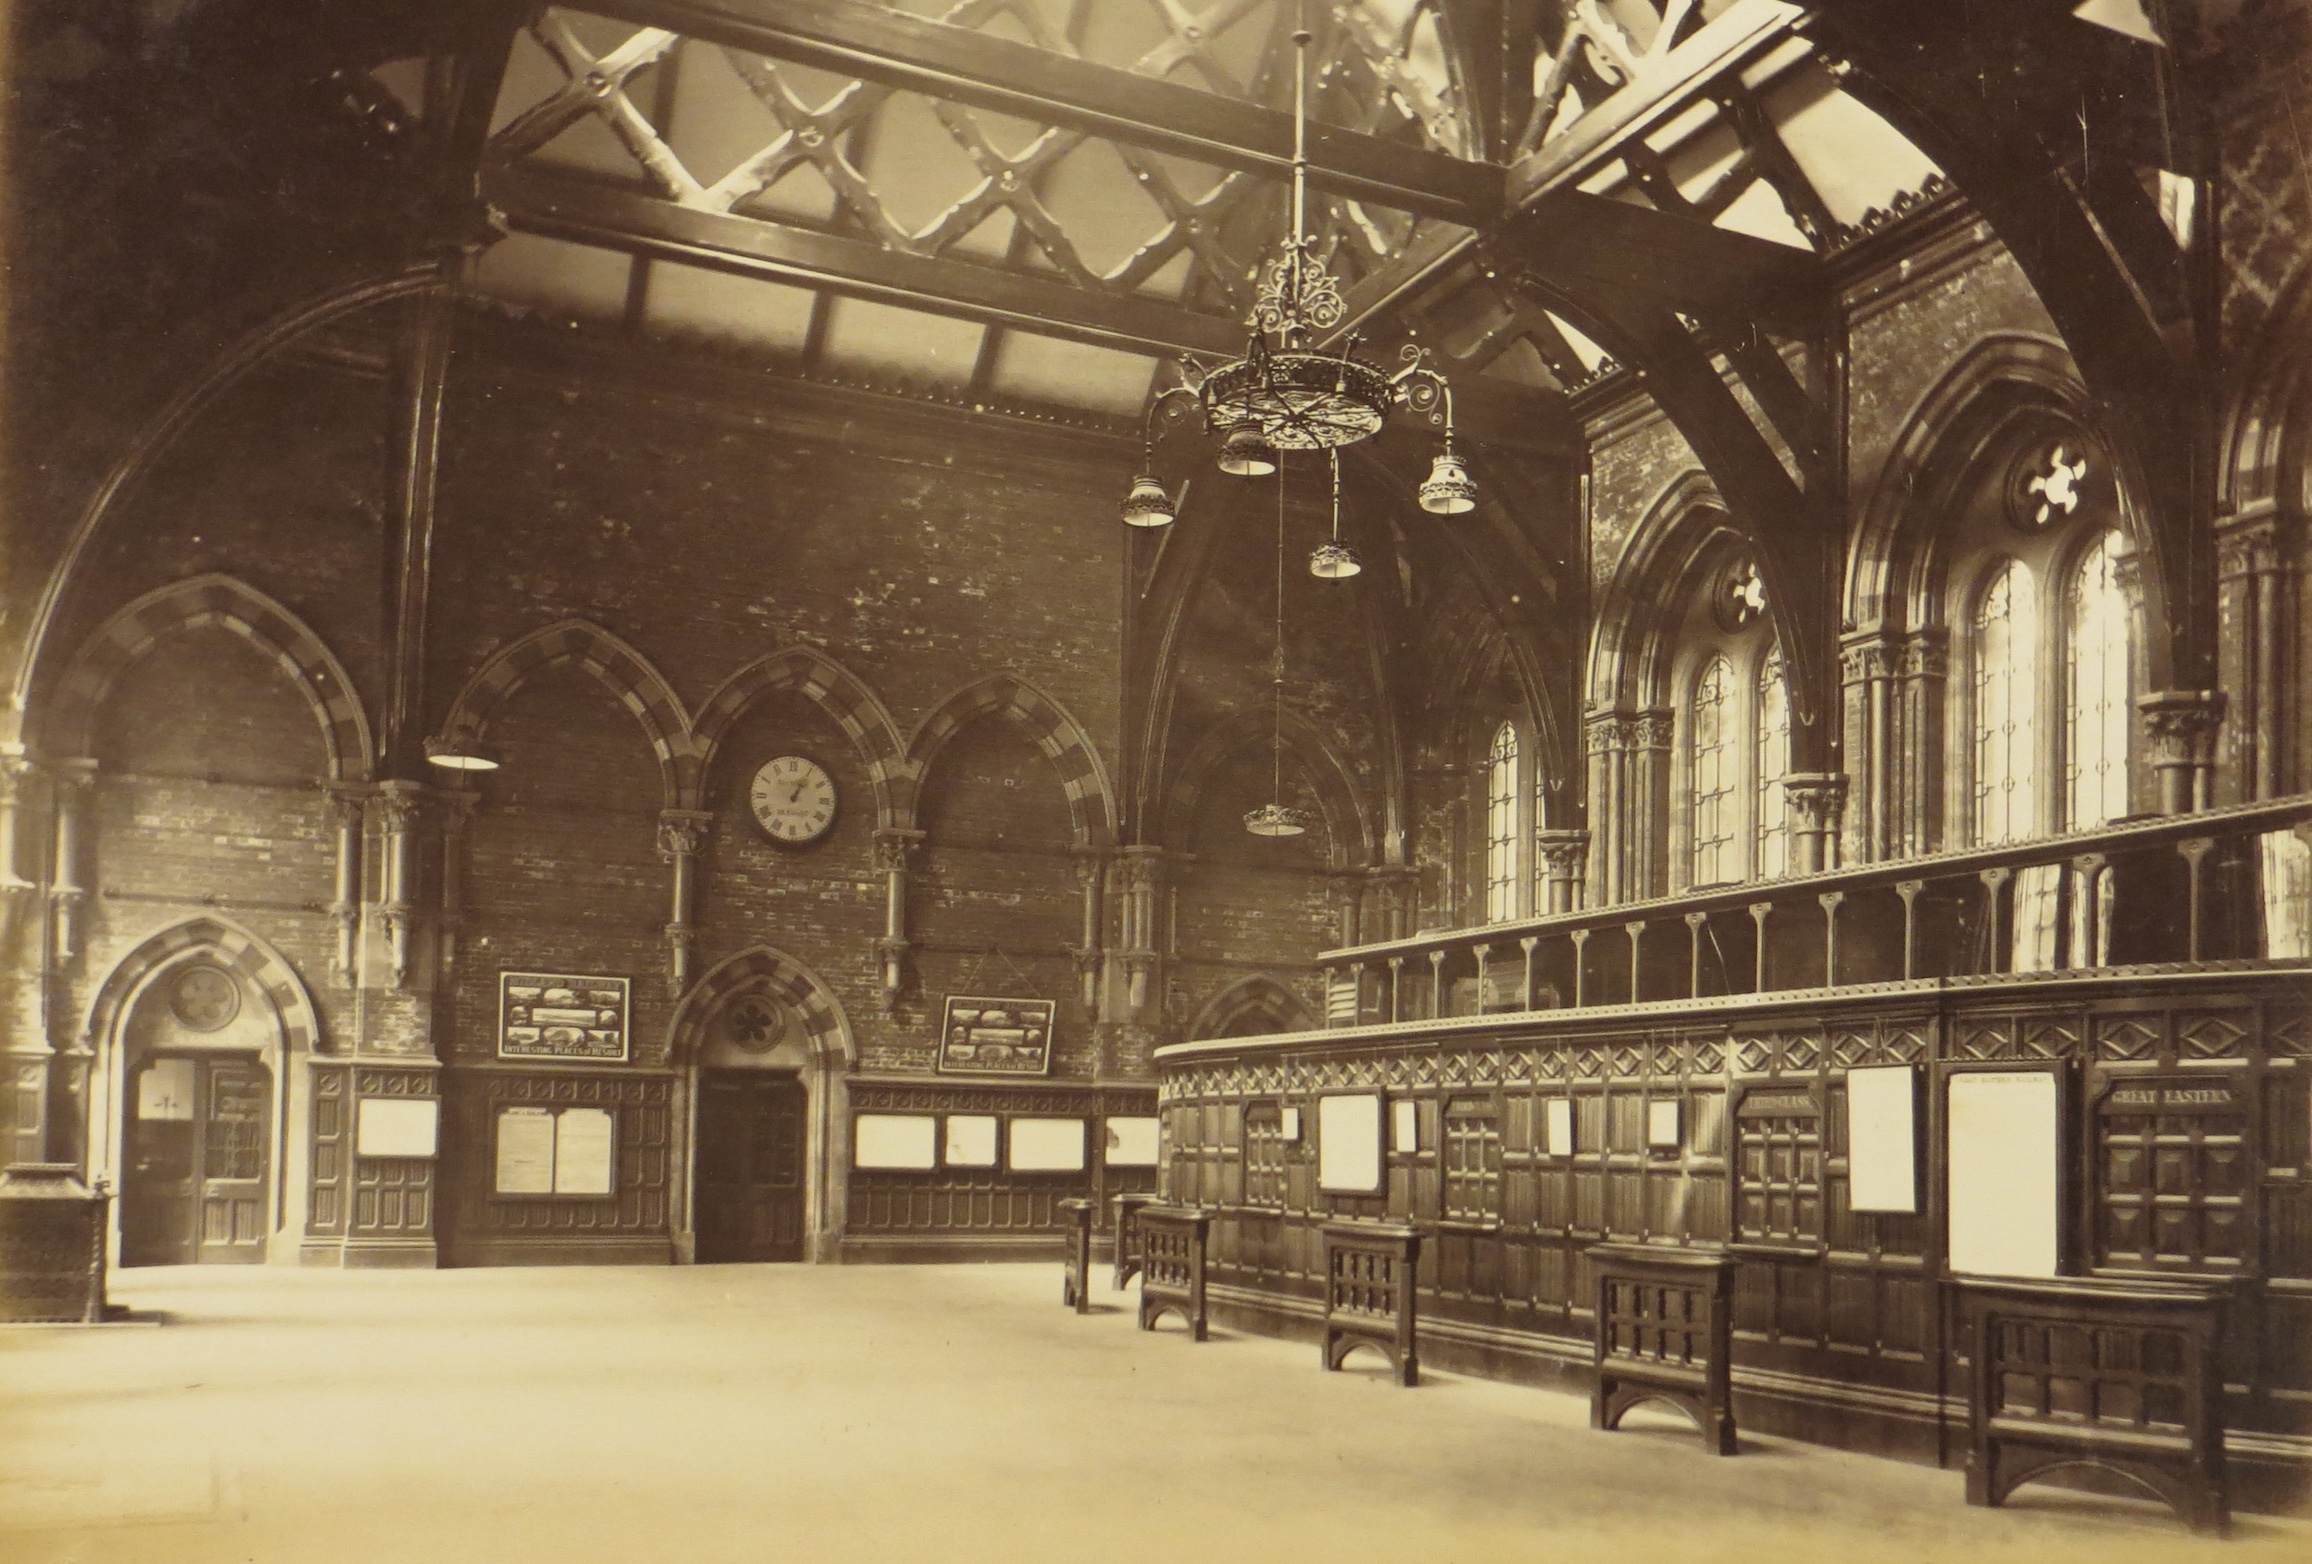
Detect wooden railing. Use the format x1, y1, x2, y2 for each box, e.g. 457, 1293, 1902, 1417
1589, 1244, 1737, 1454
1136, 1205, 1212, 1341
1322, 1222, 1421, 1386
1312, 797, 2312, 1026
1957, 1275, 2231, 1535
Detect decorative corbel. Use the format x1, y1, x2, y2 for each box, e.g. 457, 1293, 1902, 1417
871, 828, 923, 1008
47, 758, 97, 971
658, 809, 714, 993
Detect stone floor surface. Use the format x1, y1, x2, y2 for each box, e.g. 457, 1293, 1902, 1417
2, 1261, 2306, 1564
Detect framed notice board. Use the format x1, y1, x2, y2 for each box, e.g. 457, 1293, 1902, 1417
1947, 1069, 2061, 1278
499, 972, 629, 1063
936, 996, 1054, 1077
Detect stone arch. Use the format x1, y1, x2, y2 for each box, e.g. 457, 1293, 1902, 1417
694, 647, 908, 830
437, 620, 697, 809
81, 913, 324, 1058
905, 676, 1115, 847
1588, 469, 1744, 712
1187, 974, 1317, 1041
41, 574, 373, 781
1846, 333, 2104, 634
667, 944, 854, 1069
2221, 263, 2312, 524
1159, 708, 1374, 870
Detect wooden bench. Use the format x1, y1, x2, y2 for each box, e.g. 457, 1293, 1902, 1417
1058, 1198, 1095, 1313
1135, 1205, 1211, 1340
1587, 1243, 1737, 1455
1322, 1222, 1421, 1386
1955, 1274, 2230, 1535
1112, 1191, 1157, 1290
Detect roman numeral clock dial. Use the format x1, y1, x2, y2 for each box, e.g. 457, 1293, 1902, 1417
748, 756, 838, 845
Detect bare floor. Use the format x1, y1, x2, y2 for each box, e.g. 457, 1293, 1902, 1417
2, 1263, 2306, 1564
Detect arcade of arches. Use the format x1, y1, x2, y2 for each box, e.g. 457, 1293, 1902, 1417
4, 0, 2312, 1524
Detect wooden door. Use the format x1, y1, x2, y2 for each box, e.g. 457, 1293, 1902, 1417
120, 1055, 270, 1266
695, 1072, 806, 1262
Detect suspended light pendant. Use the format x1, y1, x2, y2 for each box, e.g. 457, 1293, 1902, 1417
1115, 0, 1473, 533
1418, 442, 1478, 515
1247, 460, 1309, 838
424, 733, 501, 772
1309, 449, 1361, 578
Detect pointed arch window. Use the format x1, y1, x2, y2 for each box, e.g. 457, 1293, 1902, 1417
1484, 721, 1521, 922
1691, 655, 1739, 886
1755, 648, 1791, 879
2065, 529, 2133, 829
1972, 559, 2039, 845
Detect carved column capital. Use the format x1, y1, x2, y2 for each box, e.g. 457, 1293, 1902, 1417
872, 827, 925, 873
657, 808, 715, 860
1782, 772, 1848, 875
2138, 690, 2227, 814
1838, 630, 1898, 684
2215, 512, 2288, 579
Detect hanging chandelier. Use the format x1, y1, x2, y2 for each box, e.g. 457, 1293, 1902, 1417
1117, 0, 1476, 567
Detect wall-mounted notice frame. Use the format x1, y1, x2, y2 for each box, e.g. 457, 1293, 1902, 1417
1104, 1116, 1159, 1166
1846, 1066, 1919, 1213
1947, 1070, 2060, 1278
499, 972, 630, 1063
936, 995, 1055, 1077
1391, 1099, 1419, 1153
1009, 1117, 1086, 1171
358, 1097, 440, 1159
1318, 1094, 1383, 1193
1647, 1098, 1681, 1150
1543, 1098, 1574, 1157
944, 1115, 999, 1167
493, 1105, 615, 1195
1281, 1106, 1303, 1142
855, 1113, 938, 1170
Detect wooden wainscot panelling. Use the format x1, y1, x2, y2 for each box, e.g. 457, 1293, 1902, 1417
338, 1065, 440, 1269
301, 1063, 351, 1259
438, 1067, 675, 1267
1153, 970, 2312, 1506
841, 1078, 1156, 1263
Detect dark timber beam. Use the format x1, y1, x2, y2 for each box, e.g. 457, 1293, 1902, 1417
582, 0, 1502, 227
491, 165, 1245, 359
1494, 193, 1829, 334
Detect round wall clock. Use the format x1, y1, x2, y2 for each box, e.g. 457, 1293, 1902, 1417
749, 755, 838, 845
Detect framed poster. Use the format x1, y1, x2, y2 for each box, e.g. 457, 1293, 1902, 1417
855, 1114, 938, 1170
1947, 1070, 2060, 1277
1542, 1097, 1574, 1157
936, 995, 1054, 1077
358, 1097, 440, 1158
1846, 1066, 1919, 1213
1318, 1094, 1383, 1193
1008, 1117, 1086, 1172
499, 972, 630, 1063
1104, 1116, 1159, 1167
944, 1115, 999, 1167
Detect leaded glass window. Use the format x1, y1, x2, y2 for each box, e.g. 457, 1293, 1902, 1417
1972, 560, 2038, 845
1691, 655, 1739, 885
1485, 722, 1519, 921
2065, 529, 2132, 829
1755, 648, 1790, 879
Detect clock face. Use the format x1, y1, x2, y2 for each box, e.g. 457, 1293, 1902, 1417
749, 755, 837, 844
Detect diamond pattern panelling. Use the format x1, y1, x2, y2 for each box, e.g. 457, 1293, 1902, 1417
1736, 1037, 1773, 1073
2273, 1013, 2312, 1059
2023, 1020, 2079, 1060
2097, 1017, 2161, 1062
1832, 1031, 1873, 1068
2179, 1014, 2248, 1060
1782, 1035, 1820, 1073
1959, 1020, 2016, 1060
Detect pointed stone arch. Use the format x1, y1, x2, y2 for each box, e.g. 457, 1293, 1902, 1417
1158, 708, 1374, 869
41, 574, 373, 781
81, 913, 324, 1057
1588, 469, 1743, 713
436, 619, 697, 808
1187, 974, 1317, 1041
667, 944, 855, 1068
905, 675, 1115, 847
2221, 263, 2312, 524
694, 647, 909, 830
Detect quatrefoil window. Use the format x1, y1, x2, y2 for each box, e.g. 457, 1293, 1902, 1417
2014, 444, 2091, 530
169, 965, 240, 1032
723, 994, 786, 1053
1714, 557, 1768, 631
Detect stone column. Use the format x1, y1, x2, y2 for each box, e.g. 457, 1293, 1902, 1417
1365, 864, 1419, 943
658, 809, 714, 993
328, 785, 369, 980
1584, 711, 1669, 905
1536, 828, 1590, 914
1069, 849, 1106, 1011
1894, 630, 1947, 858
372, 781, 425, 988
0, 750, 39, 957
1839, 631, 1898, 861
2214, 512, 2299, 802
1118, 846, 1166, 1018
1782, 773, 1848, 875
435, 788, 475, 977
46, 758, 96, 971
2138, 691, 2227, 815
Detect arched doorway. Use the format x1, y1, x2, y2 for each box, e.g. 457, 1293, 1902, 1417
116, 960, 281, 1265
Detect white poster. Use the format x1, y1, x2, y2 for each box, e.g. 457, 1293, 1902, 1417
854, 1114, 938, 1170
1008, 1117, 1086, 1172
1103, 1116, 1159, 1167
1391, 1099, 1419, 1152
1318, 1094, 1383, 1193
1543, 1098, 1574, 1157
1846, 1067, 1917, 1213
1947, 1071, 2059, 1277
554, 1108, 615, 1196
357, 1097, 440, 1159
944, 1115, 998, 1167
1647, 1098, 1681, 1149
495, 1107, 556, 1194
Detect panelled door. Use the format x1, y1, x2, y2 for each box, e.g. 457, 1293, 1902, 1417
695, 1071, 806, 1262
122, 1054, 272, 1266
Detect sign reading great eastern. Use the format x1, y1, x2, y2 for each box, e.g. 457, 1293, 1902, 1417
499, 973, 630, 1063
2098, 1077, 2240, 1114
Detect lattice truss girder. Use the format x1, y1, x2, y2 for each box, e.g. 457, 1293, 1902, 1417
481, 0, 1472, 325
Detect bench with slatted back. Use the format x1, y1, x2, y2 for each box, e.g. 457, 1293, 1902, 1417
1956, 1274, 2230, 1536
1588, 1243, 1737, 1455
1135, 1205, 1211, 1341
